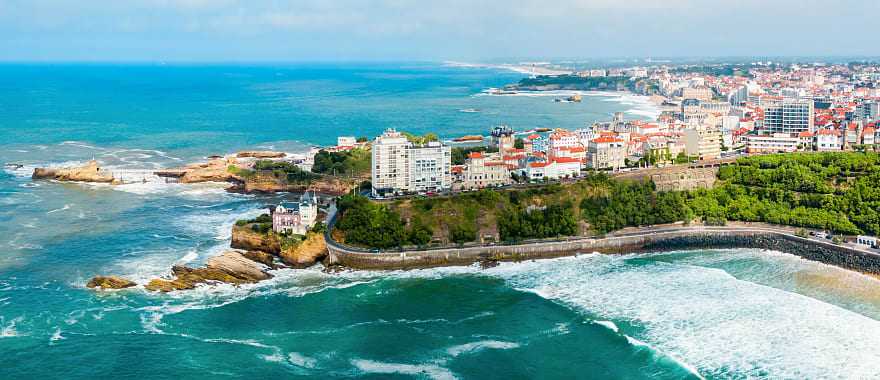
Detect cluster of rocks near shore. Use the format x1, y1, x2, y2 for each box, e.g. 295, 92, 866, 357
87, 225, 330, 292
31, 151, 355, 195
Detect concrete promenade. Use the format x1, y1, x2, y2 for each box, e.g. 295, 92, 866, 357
326, 224, 880, 273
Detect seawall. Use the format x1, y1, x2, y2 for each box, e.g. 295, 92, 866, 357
326, 227, 880, 274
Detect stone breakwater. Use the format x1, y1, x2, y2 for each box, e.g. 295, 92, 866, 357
326, 228, 880, 273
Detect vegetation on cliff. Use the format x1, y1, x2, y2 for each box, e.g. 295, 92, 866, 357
333, 152, 880, 249
311, 148, 370, 177
507, 74, 659, 94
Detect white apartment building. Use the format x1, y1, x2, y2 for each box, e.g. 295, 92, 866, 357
815, 129, 842, 151
684, 126, 722, 160
371, 129, 451, 196
744, 134, 799, 154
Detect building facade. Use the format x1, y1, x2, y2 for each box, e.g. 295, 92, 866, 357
271, 192, 319, 235
371, 129, 451, 196
762, 98, 815, 135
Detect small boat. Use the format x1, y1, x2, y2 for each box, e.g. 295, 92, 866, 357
4, 163, 23, 170
459, 108, 480, 113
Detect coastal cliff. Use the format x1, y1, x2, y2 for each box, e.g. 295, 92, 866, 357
231, 175, 354, 195
32, 160, 119, 184
230, 224, 328, 267
155, 157, 241, 184
280, 232, 328, 268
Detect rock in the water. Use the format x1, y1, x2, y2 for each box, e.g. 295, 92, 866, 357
144, 251, 273, 292
33, 160, 118, 184
206, 251, 273, 282
86, 276, 136, 289
236, 151, 286, 158
241, 250, 278, 269
479, 259, 500, 270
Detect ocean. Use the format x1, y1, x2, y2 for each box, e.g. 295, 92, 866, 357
3, 63, 880, 379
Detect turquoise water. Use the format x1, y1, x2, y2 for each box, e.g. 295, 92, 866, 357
4, 63, 880, 379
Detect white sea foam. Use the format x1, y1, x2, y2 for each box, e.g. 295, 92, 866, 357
46, 203, 73, 214
351, 359, 457, 380
287, 352, 319, 369
594, 320, 619, 333
485, 253, 880, 379
1, 316, 24, 338
446, 340, 519, 357
50, 328, 65, 342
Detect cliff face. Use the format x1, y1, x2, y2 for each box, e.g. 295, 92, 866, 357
230, 225, 328, 268
32, 160, 118, 184
231, 225, 281, 254
178, 158, 239, 184
236, 177, 353, 195
280, 232, 328, 268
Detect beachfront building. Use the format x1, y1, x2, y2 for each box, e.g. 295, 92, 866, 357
524, 158, 581, 181
271, 192, 319, 235
371, 129, 411, 196
371, 128, 452, 196
457, 152, 511, 190
587, 136, 626, 170
408, 141, 452, 194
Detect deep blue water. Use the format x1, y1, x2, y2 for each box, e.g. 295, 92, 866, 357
3, 63, 880, 379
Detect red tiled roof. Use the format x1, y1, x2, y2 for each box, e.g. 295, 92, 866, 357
591, 136, 624, 143
552, 157, 581, 164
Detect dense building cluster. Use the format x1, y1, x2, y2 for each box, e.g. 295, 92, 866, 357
362, 61, 880, 197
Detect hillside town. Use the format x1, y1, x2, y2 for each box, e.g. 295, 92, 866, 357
362, 61, 880, 197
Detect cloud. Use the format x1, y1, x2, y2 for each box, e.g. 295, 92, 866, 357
1, 0, 878, 61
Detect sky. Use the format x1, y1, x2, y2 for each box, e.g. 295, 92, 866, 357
2, 0, 879, 62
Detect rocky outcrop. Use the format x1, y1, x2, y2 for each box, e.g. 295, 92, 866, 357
156, 158, 240, 184
33, 160, 119, 184
231, 225, 327, 268
235, 176, 354, 195
280, 232, 328, 268
236, 151, 286, 159
86, 276, 136, 289
144, 251, 272, 292
231, 225, 282, 254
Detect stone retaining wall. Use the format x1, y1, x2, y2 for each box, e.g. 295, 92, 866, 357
326, 228, 880, 273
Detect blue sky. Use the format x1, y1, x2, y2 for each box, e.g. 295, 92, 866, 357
2, 0, 878, 62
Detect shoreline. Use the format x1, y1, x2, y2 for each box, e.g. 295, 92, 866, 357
325, 225, 880, 275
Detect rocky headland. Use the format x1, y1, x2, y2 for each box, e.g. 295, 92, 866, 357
88, 222, 330, 292
154, 157, 241, 184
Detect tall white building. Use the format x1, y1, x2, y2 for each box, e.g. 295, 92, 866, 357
371, 129, 410, 196
408, 141, 451, 194
371, 129, 451, 197
763, 98, 814, 135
